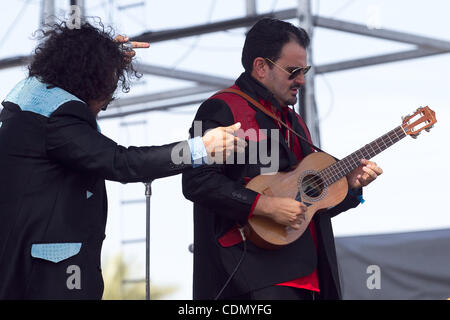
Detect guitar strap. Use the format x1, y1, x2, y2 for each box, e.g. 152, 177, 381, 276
215, 88, 335, 157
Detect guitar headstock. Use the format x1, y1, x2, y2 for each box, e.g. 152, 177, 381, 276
401, 106, 436, 138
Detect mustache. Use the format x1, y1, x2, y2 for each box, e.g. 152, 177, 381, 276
290, 85, 301, 90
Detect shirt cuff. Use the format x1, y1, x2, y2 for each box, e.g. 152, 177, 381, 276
248, 193, 261, 219
349, 188, 365, 204
187, 136, 208, 168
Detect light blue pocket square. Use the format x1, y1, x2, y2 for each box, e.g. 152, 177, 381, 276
31, 243, 82, 263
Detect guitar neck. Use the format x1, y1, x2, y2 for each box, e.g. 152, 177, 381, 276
321, 125, 406, 186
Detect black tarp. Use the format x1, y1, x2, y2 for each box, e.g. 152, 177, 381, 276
335, 228, 450, 300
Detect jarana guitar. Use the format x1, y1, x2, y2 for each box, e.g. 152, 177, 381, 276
245, 106, 437, 249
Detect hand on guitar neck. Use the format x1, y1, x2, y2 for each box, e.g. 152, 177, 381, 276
346, 159, 383, 189
253, 196, 308, 230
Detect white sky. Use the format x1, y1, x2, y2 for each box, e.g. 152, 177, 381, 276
0, 0, 449, 300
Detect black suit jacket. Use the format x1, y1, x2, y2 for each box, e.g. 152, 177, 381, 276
0, 99, 190, 299
182, 72, 361, 300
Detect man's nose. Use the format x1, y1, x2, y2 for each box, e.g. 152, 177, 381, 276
293, 73, 305, 86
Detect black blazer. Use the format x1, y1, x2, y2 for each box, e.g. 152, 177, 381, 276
0, 99, 190, 299
182, 73, 362, 300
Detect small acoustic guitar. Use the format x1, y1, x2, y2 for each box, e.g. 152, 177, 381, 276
245, 106, 436, 249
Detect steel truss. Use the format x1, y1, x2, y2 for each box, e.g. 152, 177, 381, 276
0, 1, 449, 143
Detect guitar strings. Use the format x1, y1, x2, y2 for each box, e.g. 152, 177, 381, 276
296, 173, 326, 198
296, 157, 369, 198
299, 154, 366, 194
291, 125, 408, 199
294, 165, 344, 198
300, 165, 349, 196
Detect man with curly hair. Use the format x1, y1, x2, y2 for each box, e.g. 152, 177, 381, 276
0, 21, 244, 299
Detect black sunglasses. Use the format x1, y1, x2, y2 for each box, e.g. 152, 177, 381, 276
265, 58, 311, 80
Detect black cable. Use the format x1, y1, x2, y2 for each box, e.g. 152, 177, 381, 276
214, 227, 247, 300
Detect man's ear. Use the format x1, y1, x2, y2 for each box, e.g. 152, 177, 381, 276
252, 57, 267, 80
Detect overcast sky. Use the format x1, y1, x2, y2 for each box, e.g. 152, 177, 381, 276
1, 0, 449, 299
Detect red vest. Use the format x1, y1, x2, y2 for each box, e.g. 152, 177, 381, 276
212, 84, 266, 142
211, 85, 320, 292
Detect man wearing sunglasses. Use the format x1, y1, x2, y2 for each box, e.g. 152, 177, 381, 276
182, 18, 382, 300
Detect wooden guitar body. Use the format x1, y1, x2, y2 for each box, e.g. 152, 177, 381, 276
242, 106, 435, 249
245, 152, 348, 249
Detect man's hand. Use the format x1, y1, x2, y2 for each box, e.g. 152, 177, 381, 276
201, 122, 247, 161
253, 195, 308, 230
114, 35, 150, 61
347, 159, 383, 189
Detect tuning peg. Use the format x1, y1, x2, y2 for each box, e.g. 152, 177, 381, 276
425, 124, 434, 132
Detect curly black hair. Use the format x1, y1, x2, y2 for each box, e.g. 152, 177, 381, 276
28, 19, 141, 105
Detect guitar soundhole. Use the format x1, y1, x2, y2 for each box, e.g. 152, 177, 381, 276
301, 174, 324, 199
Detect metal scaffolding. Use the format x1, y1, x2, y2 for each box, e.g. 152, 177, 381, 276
102, 0, 449, 145
3, 0, 448, 145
